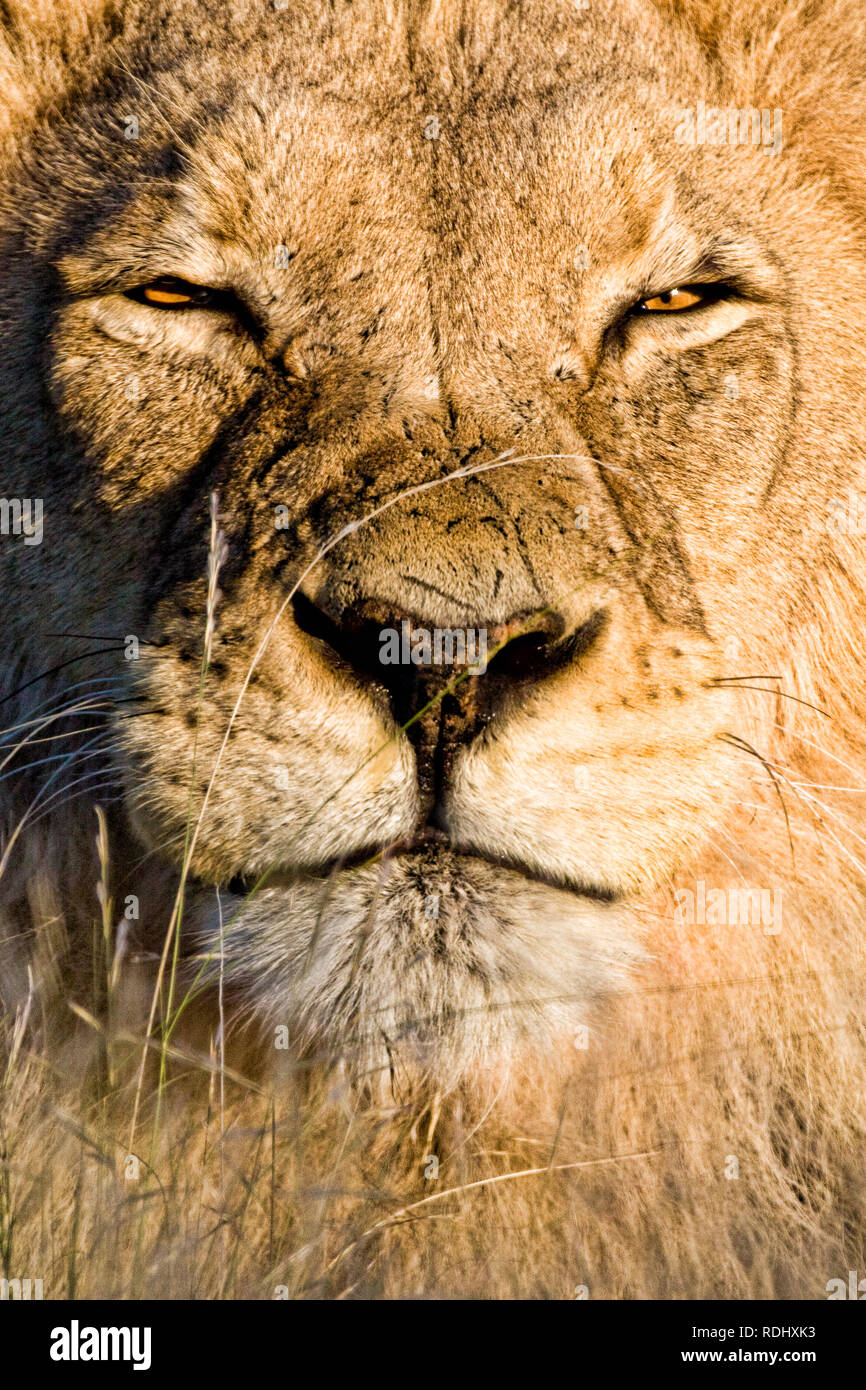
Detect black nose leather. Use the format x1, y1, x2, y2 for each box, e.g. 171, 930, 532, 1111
292, 589, 605, 814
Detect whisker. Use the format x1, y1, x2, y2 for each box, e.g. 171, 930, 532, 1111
0, 699, 122, 773
26, 785, 124, 830
711, 680, 831, 720
0, 730, 118, 880
0, 693, 122, 738
731, 800, 816, 837
768, 722, 866, 784
731, 736, 866, 880
24, 763, 121, 820
0, 679, 127, 735
743, 751, 866, 871
0, 687, 152, 760
2, 709, 155, 748
0, 649, 133, 706
45, 631, 166, 646
782, 780, 866, 793
773, 778, 866, 881
714, 674, 784, 682
719, 732, 795, 865
0, 737, 113, 788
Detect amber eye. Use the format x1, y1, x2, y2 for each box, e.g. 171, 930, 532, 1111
126, 277, 216, 309
637, 286, 707, 313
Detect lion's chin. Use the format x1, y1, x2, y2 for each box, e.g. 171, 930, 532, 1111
189, 848, 644, 1086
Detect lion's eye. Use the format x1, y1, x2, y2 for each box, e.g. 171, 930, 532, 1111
126, 278, 217, 309
636, 287, 708, 313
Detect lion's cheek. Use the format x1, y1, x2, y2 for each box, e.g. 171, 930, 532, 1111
447, 691, 739, 895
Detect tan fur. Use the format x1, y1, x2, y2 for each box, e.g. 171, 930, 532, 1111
1, 0, 866, 1298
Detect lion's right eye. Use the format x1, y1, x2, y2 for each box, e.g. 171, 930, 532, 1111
125, 277, 219, 309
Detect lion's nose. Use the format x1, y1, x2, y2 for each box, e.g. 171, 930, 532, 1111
291, 589, 605, 812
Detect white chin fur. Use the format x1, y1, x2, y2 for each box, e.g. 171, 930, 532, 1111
192, 850, 644, 1084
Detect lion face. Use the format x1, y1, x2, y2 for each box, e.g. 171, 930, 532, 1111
3, 0, 865, 1078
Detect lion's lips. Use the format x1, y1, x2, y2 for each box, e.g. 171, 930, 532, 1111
224, 825, 618, 902
190, 840, 645, 1062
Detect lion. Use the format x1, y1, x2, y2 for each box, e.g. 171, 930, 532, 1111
1, 0, 866, 1300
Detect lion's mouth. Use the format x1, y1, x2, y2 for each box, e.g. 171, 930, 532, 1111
225, 823, 618, 902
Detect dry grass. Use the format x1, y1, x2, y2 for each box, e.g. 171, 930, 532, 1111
2, 839, 866, 1301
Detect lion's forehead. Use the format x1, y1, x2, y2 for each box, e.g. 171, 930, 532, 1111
145, 0, 679, 108
177, 93, 680, 250
108, 0, 695, 250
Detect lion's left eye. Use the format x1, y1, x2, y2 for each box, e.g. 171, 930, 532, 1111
635, 287, 709, 313
126, 277, 218, 309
